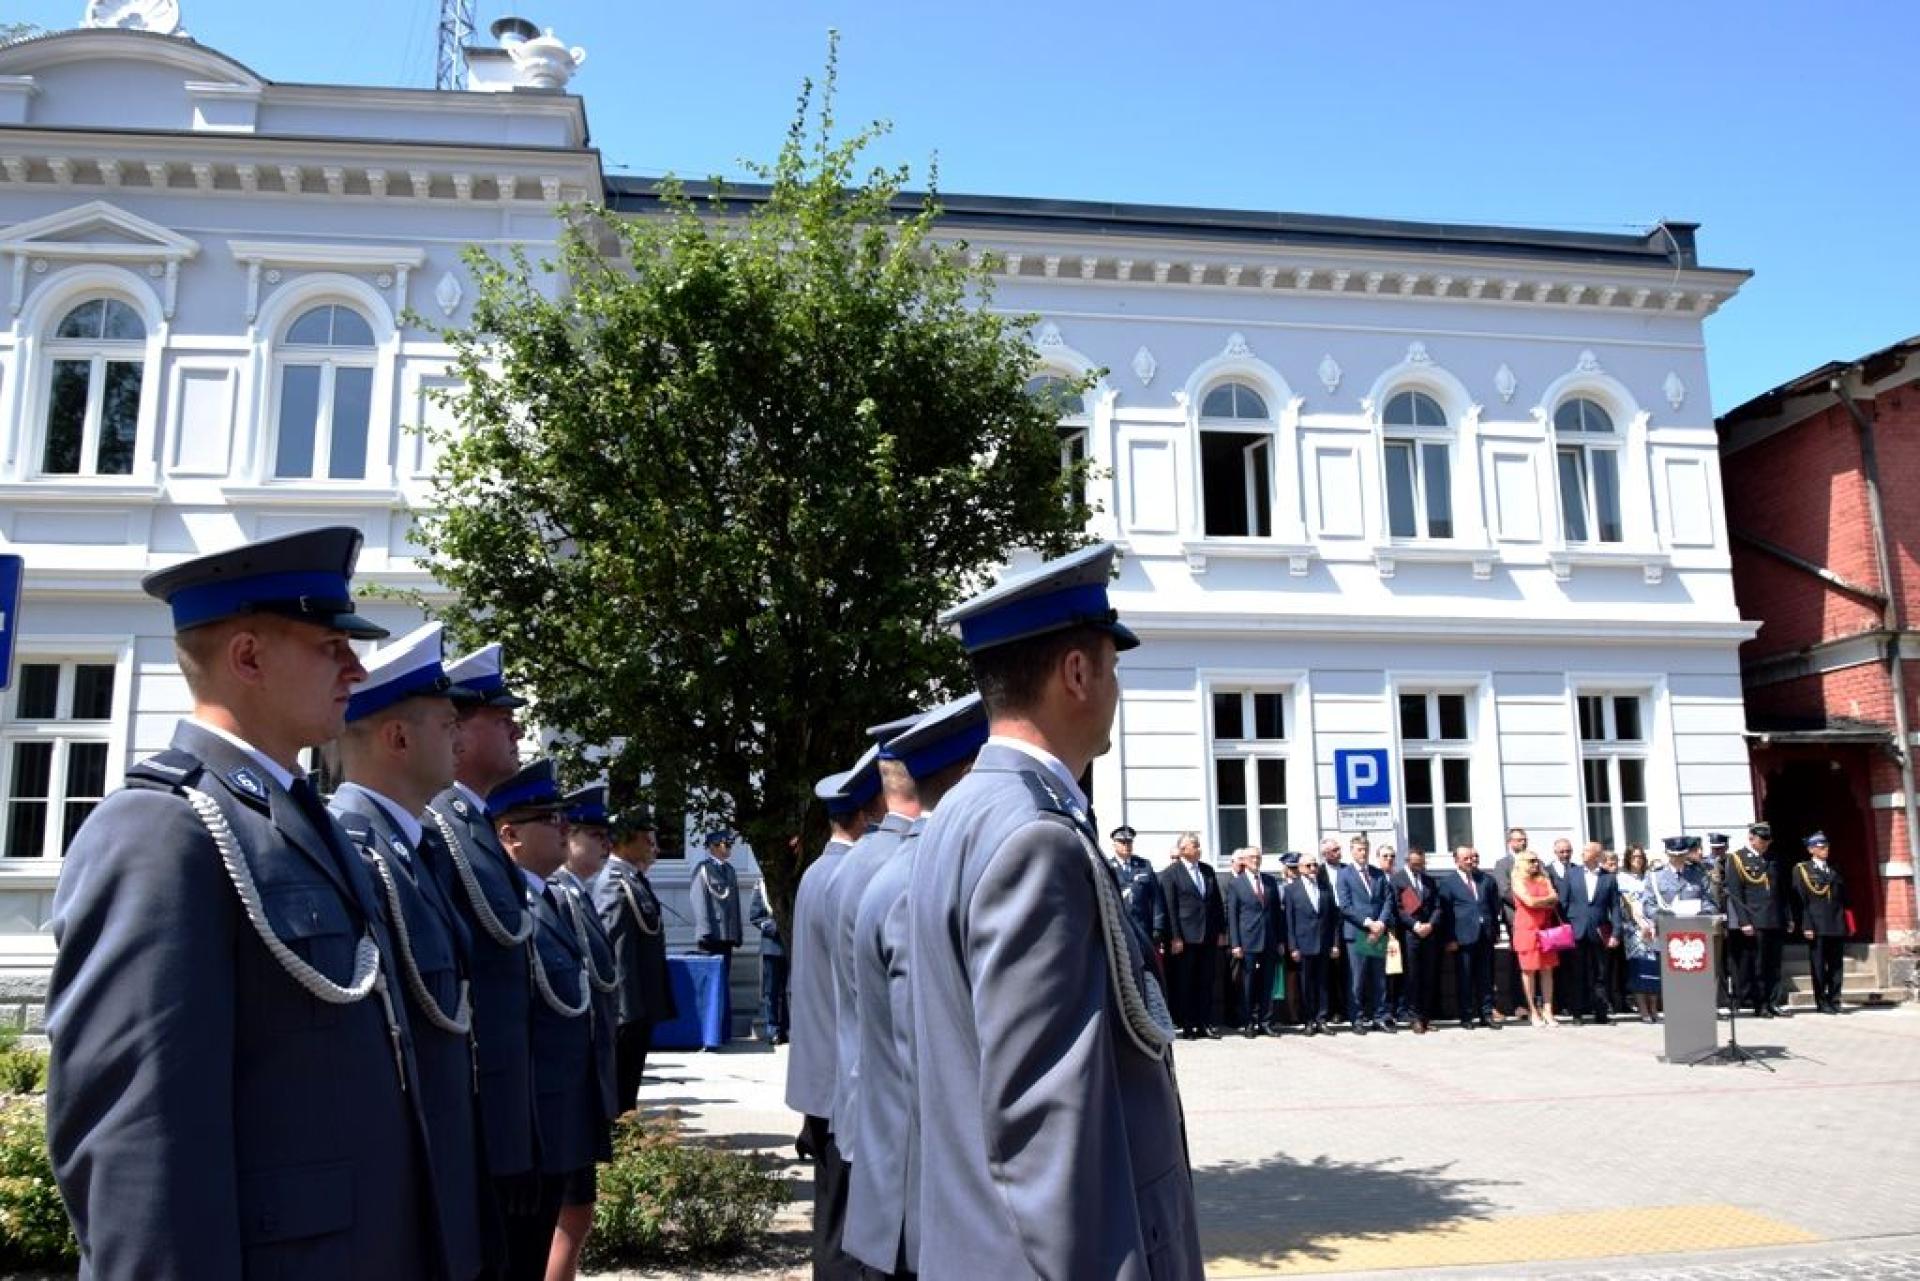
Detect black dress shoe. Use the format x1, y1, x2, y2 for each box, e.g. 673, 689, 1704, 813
1351, 1021, 1369, 1035
1758, 1006, 1777, 1018
1594, 1014, 1610, 1025
1242, 1027, 1258, 1039
1305, 1022, 1321, 1036
1203, 1027, 1223, 1040
1767, 1003, 1789, 1017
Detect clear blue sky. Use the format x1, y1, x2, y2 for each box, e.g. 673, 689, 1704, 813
14, 0, 1918, 411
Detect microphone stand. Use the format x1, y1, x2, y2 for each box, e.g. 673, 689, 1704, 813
1686, 913, 1771, 1072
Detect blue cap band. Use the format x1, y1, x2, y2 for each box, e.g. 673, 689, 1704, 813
844, 767, 881, 809
168, 570, 352, 631
958, 582, 1113, 652
900, 719, 990, 779
457, 671, 511, 698
490, 777, 562, 815
345, 662, 453, 722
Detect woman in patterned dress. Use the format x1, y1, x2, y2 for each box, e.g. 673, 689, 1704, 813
1617, 845, 1661, 1022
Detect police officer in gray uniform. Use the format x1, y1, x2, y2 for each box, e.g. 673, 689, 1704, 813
47, 526, 447, 1280
490, 762, 602, 1263
786, 754, 884, 1278
845, 693, 989, 1279
330, 621, 493, 1281
909, 542, 1201, 1280
690, 830, 745, 1001
594, 807, 676, 1112
427, 643, 548, 1280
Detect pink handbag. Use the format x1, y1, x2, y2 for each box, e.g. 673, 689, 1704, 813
1538, 922, 1575, 953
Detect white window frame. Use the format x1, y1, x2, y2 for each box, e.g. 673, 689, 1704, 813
1576, 691, 1651, 850
1208, 686, 1292, 862
1198, 380, 1277, 539
1381, 390, 1455, 541
1398, 689, 1475, 855
1554, 397, 1624, 545
1, 647, 132, 865
36, 297, 149, 480
269, 303, 378, 483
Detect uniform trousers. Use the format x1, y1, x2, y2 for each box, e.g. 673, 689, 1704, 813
1728, 927, 1785, 1011
798, 1115, 869, 1279
1454, 937, 1495, 1024
615, 1019, 654, 1114
760, 953, 790, 1040
495, 1172, 564, 1281
1808, 935, 1845, 1009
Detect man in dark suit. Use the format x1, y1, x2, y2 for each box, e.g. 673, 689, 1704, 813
1793, 832, 1850, 1013
595, 806, 677, 1112
1225, 848, 1285, 1036
1726, 821, 1788, 1017
1393, 846, 1446, 1033
47, 527, 446, 1280
331, 620, 493, 1281
1561, 840, 1623, 1023
1108, 825, 1167, 953
1437, 844, 1503, 1029
1159, 831, 1227, 1038
1282, 849, 1341, 1033
1335, 836, 1395, 1032
1491, 827, 1528, 1023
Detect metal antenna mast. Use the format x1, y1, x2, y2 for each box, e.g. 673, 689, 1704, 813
435, 0, 476, 89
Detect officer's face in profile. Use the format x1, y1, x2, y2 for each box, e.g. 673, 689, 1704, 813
457, 706, 522, 782
237, 618, 367, 747
501, 810, 568, 876
616, 830, 657, 867
410, 697, 460, 794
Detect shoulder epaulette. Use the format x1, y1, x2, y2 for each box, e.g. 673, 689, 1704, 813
334, 811, 378, 849
122, 748, 204, 793
1018, 769, 1075, 821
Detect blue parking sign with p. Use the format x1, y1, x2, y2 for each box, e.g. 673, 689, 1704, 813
0, 555, 20, 693
1334, 748, 1391, 807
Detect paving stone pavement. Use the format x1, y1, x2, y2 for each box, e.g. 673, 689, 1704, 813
599, 1004, 1920, 1278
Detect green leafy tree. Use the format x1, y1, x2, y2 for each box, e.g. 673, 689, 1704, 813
417, 47, 1092, 915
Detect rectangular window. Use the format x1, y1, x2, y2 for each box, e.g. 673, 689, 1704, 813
1211, 689, 1289, 856
1059, 427, 1089, 475
42, 360, 90, 474
1559, 446, 1623, 544
1401, 690, 1472, 856
1, 660, 118, 859
275, 365, 322, 478
1578, 692, 1650, 850
1385, 440, 1454, 540
1200, 430, 1272, 537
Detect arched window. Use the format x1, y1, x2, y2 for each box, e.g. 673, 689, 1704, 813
41, 297, 146, 477
273, 303, 376, 481
1027, 373, 1089, 472
1553, 396, 1622, 543
1198, 380, 1273, 537
1382, 390, 1453, 540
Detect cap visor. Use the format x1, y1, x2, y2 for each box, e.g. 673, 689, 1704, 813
1107, 620, 1140, 652
331, 611, 390, 641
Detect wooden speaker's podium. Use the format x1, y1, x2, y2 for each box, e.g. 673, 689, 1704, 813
1657, 913, 1725, 1063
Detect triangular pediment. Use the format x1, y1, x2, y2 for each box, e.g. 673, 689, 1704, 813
0, 201, 199, 261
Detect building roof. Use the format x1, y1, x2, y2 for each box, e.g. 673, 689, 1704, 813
604, 175, 1722, 272
1745, 712, 1892, 746
1720, 332, 1920, 430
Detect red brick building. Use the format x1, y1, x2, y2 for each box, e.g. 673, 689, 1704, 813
1719, 334, 1920, 961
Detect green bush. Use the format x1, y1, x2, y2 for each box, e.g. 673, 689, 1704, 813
583, 1114, 786, 1269
0, 1097, 77, 1270
0, 1048, 47, 1096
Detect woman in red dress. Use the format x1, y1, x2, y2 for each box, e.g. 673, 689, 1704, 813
1510, 852, 1561, 1026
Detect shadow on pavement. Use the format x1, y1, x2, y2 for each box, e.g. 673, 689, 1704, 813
1195, 1151, 1504, 1266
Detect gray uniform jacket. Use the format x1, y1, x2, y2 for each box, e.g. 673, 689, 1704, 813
843, 817, 925, 1275
690, 856, 744, 946
783, 838, 850, 1120
526, 879, 600, 1175
592, 858, 676, 1027
424, 786, 540, 1178
749, 882, 786, 957
909, 744, 1202, 1281
554, 868, 621, 1143
331, 786, 490, 1281
47, 721, 444, 1281
829, 811, 914, 1165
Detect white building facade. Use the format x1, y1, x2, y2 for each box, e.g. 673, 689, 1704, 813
0, 19, 1756, 1010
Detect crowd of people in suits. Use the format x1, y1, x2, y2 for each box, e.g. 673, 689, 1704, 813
43, 527, 682, 1281
1106, 820, 1853, 1036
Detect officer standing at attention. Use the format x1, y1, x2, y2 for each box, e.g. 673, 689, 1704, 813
748, 875, 789, 1045
1109, 824, 1169, 951
845, 693, 990, 1279
427, 644, 548, 1281
594, 806, 677, 1112
330, 621, 492, 1281
1793, 832, 1850, 1013
46, 526, 447, 1280
550, 784, 623, 1280
785, 755, 882, 1279
1725, 821, 1788, 1017
490, 761, 601, 1281
909, 542, 1201, 1280
690, 830, 745, 1001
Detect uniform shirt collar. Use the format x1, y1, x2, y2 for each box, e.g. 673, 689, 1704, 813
520, 866, 547, 897
186, 717, 295, 791
987, 734, 1088, 812
452, 780, 489, 813
333, 781, 424, 849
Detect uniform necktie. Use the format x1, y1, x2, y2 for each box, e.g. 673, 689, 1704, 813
288, 777, 363, 898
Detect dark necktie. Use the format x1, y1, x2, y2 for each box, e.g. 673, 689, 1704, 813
288, 778, 377, 922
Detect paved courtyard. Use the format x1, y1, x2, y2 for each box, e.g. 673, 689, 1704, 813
604, 1003, 1920, 1279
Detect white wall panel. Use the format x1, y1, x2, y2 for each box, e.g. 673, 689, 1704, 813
1491, 451, 1542, 543
1126, 438, 1178, 533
